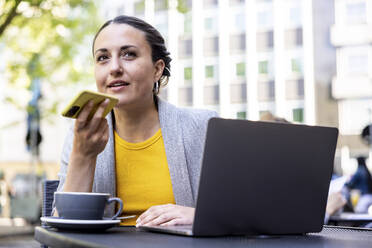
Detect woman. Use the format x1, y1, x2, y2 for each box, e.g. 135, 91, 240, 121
55, 15, 217, 226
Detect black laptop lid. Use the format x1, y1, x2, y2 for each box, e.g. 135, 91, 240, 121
193, 118, 338, 236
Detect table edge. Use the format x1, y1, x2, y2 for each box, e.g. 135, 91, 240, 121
34, 226, 107, 248
323, 225, 372, 232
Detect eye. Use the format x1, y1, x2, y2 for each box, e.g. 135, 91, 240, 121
121, 51, 137, 59
96, 55, 109, 62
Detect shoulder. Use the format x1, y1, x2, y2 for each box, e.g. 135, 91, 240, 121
158, 97, 218, 126
178, 107, 218, 127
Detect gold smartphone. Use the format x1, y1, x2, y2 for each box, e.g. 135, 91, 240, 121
61, 90, 118, 119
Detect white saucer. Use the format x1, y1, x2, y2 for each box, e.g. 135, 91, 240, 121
41, 216, 120, 230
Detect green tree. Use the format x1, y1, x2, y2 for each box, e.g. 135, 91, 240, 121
1, 0, 100, 125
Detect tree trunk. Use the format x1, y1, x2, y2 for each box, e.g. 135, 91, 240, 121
0, 0, 22, 37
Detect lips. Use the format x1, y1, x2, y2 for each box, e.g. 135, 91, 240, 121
108, 80, 130, 88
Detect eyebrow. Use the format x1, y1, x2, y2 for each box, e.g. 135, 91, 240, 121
94, 45, 137, 56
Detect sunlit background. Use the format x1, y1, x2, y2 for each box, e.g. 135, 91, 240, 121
0, 0, 371, 223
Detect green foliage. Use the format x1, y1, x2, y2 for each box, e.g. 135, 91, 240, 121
1, 0, 101, 119
177, 0, 189, 13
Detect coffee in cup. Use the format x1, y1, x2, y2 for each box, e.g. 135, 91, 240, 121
54, 192, 123, 220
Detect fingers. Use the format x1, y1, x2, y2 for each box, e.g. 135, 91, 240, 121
75, 99, 109, 131
136, 204, 172, 226
160, 218, 185, 226
142, 213, 176, 226
72, 99, 110, 158
75, 100, 94, 130
88, 99, 109, 132
136, 204, 195, 227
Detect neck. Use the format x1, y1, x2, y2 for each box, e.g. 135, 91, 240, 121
113, 97, 160, 143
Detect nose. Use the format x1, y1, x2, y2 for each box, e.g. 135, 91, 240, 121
110, 57, 123, 77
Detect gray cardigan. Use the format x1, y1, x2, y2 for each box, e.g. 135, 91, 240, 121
56, 98, 217, 216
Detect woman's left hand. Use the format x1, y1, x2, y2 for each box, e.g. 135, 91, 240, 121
136, 204, 195, 227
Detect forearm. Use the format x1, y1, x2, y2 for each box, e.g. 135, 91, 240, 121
63, 152, 97, 192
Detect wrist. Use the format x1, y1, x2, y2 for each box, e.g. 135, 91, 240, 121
64, 152, 97, 192
70, 150, 97, 164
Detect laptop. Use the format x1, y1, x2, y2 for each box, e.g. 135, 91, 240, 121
139, 118, 338, 236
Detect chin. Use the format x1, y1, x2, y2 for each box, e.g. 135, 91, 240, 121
115, 97, 136, 107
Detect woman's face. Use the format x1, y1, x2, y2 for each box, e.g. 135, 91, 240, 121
93, 24, 164, 108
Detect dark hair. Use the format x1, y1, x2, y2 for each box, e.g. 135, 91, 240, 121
357, 156, 366, 166
92, 15, 171, 94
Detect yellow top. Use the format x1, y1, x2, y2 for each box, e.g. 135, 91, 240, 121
114, 129, 175, 226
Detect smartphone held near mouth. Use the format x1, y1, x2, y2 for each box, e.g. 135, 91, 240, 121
61, 90, 118, 119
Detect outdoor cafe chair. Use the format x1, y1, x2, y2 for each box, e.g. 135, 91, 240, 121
40, 180, 59, 248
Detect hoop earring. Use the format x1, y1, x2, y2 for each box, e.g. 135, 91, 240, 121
153, 81, 160, 94
164, 67, 171, 75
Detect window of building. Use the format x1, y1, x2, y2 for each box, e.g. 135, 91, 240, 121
155, 22, 168, 37
205, 65, 215, 78
289, 6, 302, 26
205, 17, 213, 31
292, 108, 304, 122
116, 6, 125, 16
258, 80, 275, 101
235, 13, 246, 31
230, 34, 246, 53
339, 45, 369, 76
285, 28, 303, 49
230, 83, 247, 103
178, 38, 193, 58
286, 79, 304, 100
256, 31, 274, 51
203, 37, 219, 56
339, 99, 372, 135
258, 60, 268, 74
155, 0, 168, 11
178, 87, 193, 106
134, 0, 145, 15
178, 0, 192, 12
184, 67, 192, 81
204, 16, 218, 33
184, 14, 192, 34
203, 0, 218, 8
257, 10, 273, 28
236, 62, 245, 77
345, 2, 366, 24
186, 0, 192, 8
237, 111, 246, 119
204, 85, 219, 105
291, 58, 302, 74
230, 0, 245, 6
347, 55, 368, 75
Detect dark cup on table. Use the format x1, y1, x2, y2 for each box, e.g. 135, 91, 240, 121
54, 192, 123, 220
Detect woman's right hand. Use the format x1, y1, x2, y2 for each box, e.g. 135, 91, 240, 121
72, 99, 110, 159
64, 99, 110, 192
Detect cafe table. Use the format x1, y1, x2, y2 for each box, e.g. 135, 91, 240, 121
35, 225, 372, 248
328, 213, 372, 227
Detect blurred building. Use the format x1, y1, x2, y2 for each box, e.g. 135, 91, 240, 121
101, 0, 337, 126
331, 0, 372, 160
97, 0, 346, 169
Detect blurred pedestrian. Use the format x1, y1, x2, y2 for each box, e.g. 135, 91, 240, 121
345, 156, 372, 195
345, 156, 372, 213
